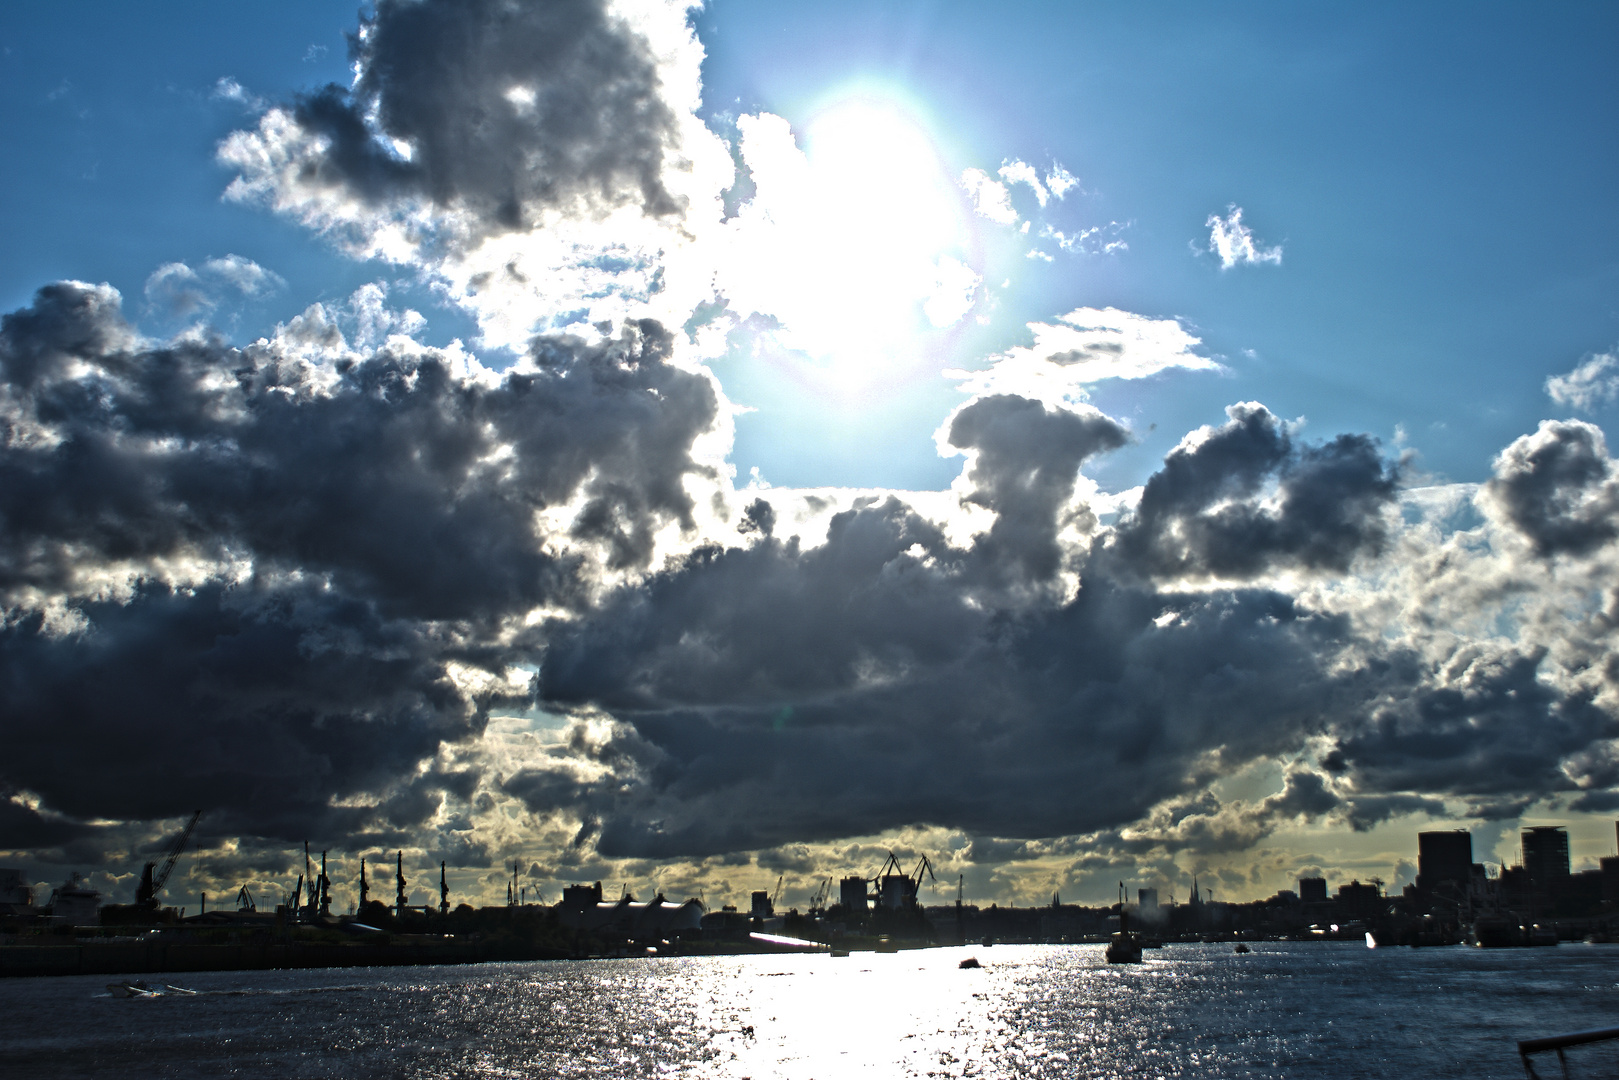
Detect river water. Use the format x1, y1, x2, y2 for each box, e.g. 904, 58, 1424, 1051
2, 942, 1616, 1078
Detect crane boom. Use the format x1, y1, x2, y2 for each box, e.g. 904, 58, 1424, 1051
135, 810, 202, 905
154, 811, 202, 893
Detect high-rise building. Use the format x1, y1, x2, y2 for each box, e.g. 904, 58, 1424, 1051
1138, 888, 1159, 912
1416, 830, 1472, 894
1299, 877, 1327, 903
1522, 826, 1570, 886
1599, 857, 1619, 903
839, 876, 868, 913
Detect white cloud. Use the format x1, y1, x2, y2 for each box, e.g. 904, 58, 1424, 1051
142, 255, 284, 321
1045, 164, 1080, 199
948, 307, 1219, 406
1204, 205, 1282, 269
998, 159, 1048, 206
961, 167, 1017, 224
211, 77, 263, 111
1546, 350, 1619, 412
1041, 222, 1129, 256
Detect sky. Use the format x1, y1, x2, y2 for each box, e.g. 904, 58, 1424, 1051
1, 0, 1617, 913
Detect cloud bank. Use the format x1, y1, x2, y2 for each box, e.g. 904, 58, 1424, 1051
4, 0, 1618, 908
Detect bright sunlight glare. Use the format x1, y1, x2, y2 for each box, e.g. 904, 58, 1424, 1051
721, 96, 979, 392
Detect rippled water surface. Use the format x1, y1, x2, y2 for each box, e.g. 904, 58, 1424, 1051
3, 942, 1618, 1077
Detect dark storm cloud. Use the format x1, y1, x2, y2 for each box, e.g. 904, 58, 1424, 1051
1481, 419, 1619, 557
520, 394, 1619, 860
284, 0, 681, 236
0, 582, 479, 839
529, 482, 1360, 857
0, 281, 133, 390
1322, 650, 1619, 808
1108, 402, 1399, 580
0, 284, 716, 614
0, 282, 719, 844
947, 394, 1129, 586
0, 791, 104, 851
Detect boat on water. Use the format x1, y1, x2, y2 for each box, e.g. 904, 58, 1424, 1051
106, 980, 195, 998
1105, 884, 1143, 964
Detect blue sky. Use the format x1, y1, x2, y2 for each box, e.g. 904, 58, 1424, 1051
3, 2, 1619, 908
7, 2, 1614, 493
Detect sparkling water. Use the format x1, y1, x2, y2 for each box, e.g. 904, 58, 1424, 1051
3, 942, 1617, 1077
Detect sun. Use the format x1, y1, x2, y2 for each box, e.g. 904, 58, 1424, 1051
719, 92, 981, 392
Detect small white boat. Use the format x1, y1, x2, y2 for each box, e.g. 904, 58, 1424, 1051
107, 980, 159, 998
106, 980, 195, 998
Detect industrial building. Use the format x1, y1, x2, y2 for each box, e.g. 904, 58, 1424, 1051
554, 882, 703, 938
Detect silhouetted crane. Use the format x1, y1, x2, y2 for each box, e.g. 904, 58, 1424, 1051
910, 855, 936, 890
133, 810, 202, 908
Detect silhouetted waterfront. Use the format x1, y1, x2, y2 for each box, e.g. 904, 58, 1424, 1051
4, 942, 1618, 1078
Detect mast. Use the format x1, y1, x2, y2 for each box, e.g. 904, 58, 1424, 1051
395, 851, 406, 917
318, 851, 330, 917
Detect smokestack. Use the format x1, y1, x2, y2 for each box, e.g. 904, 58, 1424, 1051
359, 857, 369, 909
440, 861, 449, 916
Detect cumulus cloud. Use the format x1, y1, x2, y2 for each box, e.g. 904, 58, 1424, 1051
10, 279, 1619, 892
12, 0, 1619, 909
1204, 205, 1282, 269
1108, 402, 1401, 581
218, 0, 733, 351
1479, 419, 1619, 557
1546, 350, 1619, 412
0, 280, 726, 848
222, 0, 684, 242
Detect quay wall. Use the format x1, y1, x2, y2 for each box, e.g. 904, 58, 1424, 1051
0, 940, 537, 978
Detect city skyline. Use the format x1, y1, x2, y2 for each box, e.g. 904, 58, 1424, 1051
2, 1, 1619, 912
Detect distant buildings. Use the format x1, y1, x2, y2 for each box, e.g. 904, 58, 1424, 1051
0, 869, 33, 918
1416, 830, 1473, 895
1522, 826, 1571, 887
1298, 877, 1327, 903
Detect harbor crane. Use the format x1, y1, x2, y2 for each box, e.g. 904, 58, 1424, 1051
134, 810, 202, 907
807, 876, 832, 915
910, 855, 936, 890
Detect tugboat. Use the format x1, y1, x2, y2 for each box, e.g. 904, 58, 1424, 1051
1105, 883, 1143, 964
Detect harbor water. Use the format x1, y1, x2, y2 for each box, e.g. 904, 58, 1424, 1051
3, 942, 1618, 1078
